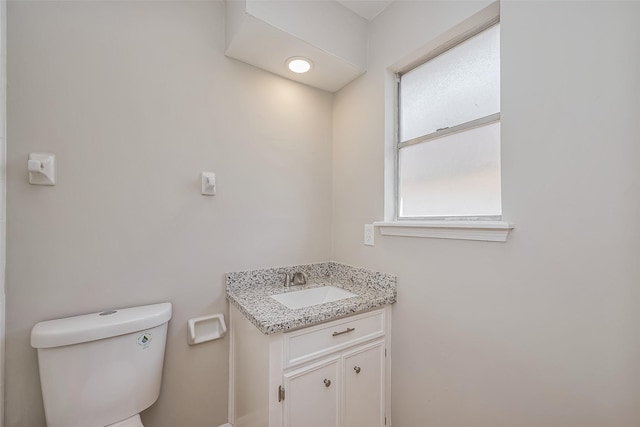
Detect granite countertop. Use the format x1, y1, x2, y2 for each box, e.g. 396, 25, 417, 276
226, 262, 397, 334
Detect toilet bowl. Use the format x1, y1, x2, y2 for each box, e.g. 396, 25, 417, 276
31, 303, 172, 427
108, 414, 144, 427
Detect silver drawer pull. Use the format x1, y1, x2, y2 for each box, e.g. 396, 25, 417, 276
324, 379, 331, 387
354, 366, 361, 374
332, 327, 355, 337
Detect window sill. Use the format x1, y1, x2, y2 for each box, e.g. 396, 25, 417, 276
373, 220, 514, 242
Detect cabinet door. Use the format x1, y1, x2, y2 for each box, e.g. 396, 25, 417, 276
283, 356, 340, 427
343, 340, 385, 427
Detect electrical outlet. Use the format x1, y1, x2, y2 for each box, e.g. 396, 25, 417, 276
364, 224, 374, 246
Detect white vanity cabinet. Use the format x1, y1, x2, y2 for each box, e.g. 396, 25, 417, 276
229, 305, 391, 427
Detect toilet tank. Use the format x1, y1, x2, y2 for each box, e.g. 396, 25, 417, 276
31, 302, 172, 427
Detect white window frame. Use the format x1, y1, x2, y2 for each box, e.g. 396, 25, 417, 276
374, 2, 513, 242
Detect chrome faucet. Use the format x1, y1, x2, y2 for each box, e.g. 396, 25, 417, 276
283, 271, 307, 287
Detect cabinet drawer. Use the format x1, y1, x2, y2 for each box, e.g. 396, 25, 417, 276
283, 309, 385, 368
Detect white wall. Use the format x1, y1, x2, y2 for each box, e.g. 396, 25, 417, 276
7, 1, 640, 426
6, 1, 332, 426
332, 1, 640, 426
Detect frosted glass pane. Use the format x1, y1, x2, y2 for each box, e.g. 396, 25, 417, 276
399, 121, 501, 218
400, 24, 500, 142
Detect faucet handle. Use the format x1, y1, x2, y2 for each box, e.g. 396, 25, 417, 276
291, 272, 307, 286
282, 272, 293, 287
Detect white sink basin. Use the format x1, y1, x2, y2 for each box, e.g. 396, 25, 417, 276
271, 286, 358, 310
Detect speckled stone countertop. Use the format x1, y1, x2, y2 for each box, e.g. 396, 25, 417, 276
226, 262, 397, 334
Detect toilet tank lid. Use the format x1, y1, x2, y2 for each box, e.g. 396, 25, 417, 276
31, 302, 172, 349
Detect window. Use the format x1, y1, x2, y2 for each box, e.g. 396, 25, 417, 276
397, 23, 501, 219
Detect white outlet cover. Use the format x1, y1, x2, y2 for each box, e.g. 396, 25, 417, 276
364, 224, 374, 246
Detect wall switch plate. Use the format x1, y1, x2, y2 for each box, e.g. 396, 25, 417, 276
28, 153, 56, 186
201, 172, 216, 196
364, 224, 374, 246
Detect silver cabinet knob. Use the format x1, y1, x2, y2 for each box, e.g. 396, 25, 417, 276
323, 379, 331, 387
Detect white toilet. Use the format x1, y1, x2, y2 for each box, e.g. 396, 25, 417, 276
30, 302, 172, 427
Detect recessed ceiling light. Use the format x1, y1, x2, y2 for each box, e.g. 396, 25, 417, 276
287, 57, 313, 74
